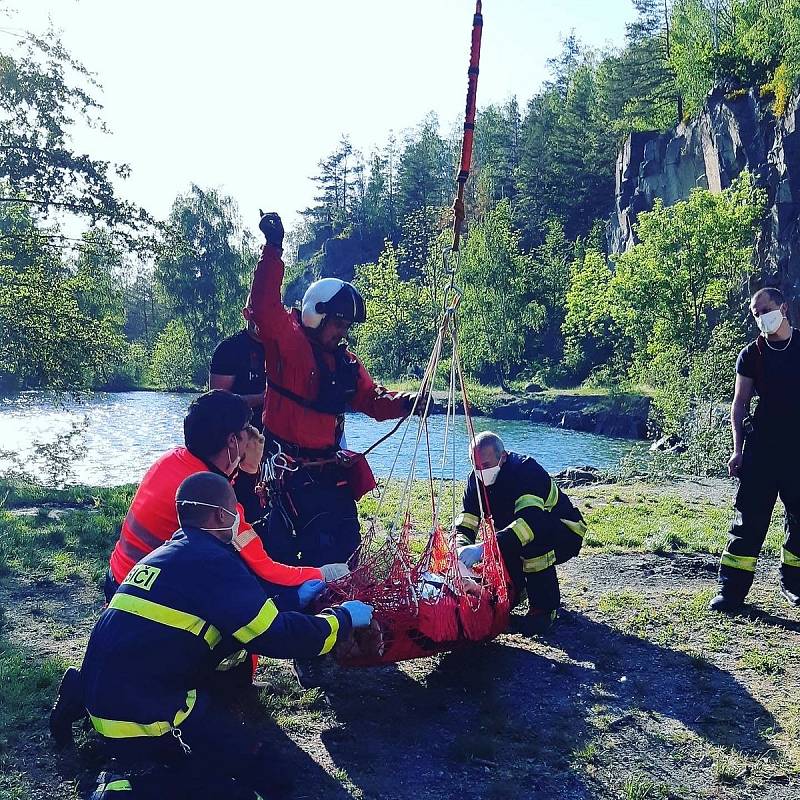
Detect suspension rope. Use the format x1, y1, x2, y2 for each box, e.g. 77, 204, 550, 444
452, 0, 483, 253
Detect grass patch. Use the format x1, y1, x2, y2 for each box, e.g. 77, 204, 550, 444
0, 637, 65, 758
738, 648, 785, 675
0, 480, 133, 584
621, 773, 657, 800
578, 487, 786, 556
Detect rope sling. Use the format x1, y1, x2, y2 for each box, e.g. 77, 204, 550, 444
317, 2, 512, 666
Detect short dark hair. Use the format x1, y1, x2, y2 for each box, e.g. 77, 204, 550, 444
184, 390, 251, 459
752, 287, 785, 306
176, 472, 236, 528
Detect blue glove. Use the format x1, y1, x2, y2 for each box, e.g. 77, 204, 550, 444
258, 210, 284, 248
458, 542, 485, 568
297, 579, 326, 609
341, 600, 374, 628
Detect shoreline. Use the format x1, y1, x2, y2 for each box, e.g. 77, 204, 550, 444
1, 387, 651, 442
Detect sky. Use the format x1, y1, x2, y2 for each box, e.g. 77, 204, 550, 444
8, 0, 636, 236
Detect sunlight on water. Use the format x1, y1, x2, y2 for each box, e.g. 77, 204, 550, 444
0, 392, 640, 487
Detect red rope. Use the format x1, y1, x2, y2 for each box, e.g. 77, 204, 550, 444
452, 0, 484, 252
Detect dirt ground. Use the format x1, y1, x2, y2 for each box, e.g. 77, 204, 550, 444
2, 545, 799, 800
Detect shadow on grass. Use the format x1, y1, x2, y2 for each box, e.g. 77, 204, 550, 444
311, 611, 776, 800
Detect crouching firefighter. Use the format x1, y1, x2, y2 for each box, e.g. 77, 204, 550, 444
77, 473, 374, 800
456, 431, 586, 635
250, 212, 424, 570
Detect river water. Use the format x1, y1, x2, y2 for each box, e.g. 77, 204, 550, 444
0, 391, 640, 487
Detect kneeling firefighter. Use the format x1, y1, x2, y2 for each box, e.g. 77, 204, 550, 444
456, 431, 587, 635
80, 473, 373, 800
250, 212, 422, 571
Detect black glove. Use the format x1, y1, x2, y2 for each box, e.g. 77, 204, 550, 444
258, 210, 284, 248
405, 391, 439, 417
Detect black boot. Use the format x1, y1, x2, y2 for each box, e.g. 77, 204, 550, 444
708, 593, 745, 613
49, 667, 85, 747
511, 608, 557, 636
780, 583, 800, 607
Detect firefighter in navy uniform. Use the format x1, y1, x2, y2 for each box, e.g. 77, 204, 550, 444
710, 287, 800, 612
456, 431, 586, 635
78, 472, 373, 800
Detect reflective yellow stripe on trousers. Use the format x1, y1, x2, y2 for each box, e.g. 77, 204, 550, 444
523, 550, 556, 573
782, 547, 800, 568
720, 549, 757, 572
90, 689, 197, 739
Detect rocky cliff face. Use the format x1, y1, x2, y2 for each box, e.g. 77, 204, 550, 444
610, 87, 800, 309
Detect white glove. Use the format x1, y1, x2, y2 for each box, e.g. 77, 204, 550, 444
320, 563, 350, 582
457, 542, 485, 568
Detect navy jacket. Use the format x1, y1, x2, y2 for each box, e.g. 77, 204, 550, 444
82, 526, 351, 737
455, 452, 586, 550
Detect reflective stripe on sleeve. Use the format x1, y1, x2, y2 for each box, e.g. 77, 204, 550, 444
454, 512, 480, 532
232, 527, 259, 552
561, 518, 587, 538
523, 550, 556, 573
90, 689, 196, 739
123, 510, 166, 552
509, 518, 534, 546
514, 494, 544, 513
544, 480, 559, 512
781, 546, 800, 568
720, 549, 757, 572
317, 612, 340, 655
233, 599, 279, 644
109, 594, 220, 649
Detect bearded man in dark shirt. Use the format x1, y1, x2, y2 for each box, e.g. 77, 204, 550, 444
710, 287, 800, 612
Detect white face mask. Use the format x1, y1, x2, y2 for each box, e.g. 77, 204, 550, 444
176, 501, 240, 544
227, 436, 242, 475
757, 309, 784, 335
476, 464, 502, 486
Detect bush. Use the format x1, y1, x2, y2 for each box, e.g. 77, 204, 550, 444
147, 320, 201, 391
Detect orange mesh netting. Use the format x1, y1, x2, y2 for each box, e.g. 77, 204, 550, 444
317, 2, 504, 667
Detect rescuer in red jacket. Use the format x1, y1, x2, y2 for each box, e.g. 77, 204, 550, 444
250, 213, 418, 588
105, 390, 350, 602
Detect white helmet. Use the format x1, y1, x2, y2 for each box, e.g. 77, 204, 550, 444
301, 278, 366, 329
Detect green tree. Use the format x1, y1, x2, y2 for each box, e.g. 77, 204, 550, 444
516, 41, 617, 245
397, 113, 453, 221
155, 185, 255, 383
599, 0, 682, 130
0, 12, 148, 236
562, 248, 619, 379
0, 199, 128, 390
611, 173, 765, 430
147, 319, 198, 391
354, 244, 434, 378
457, 200, 541, 386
